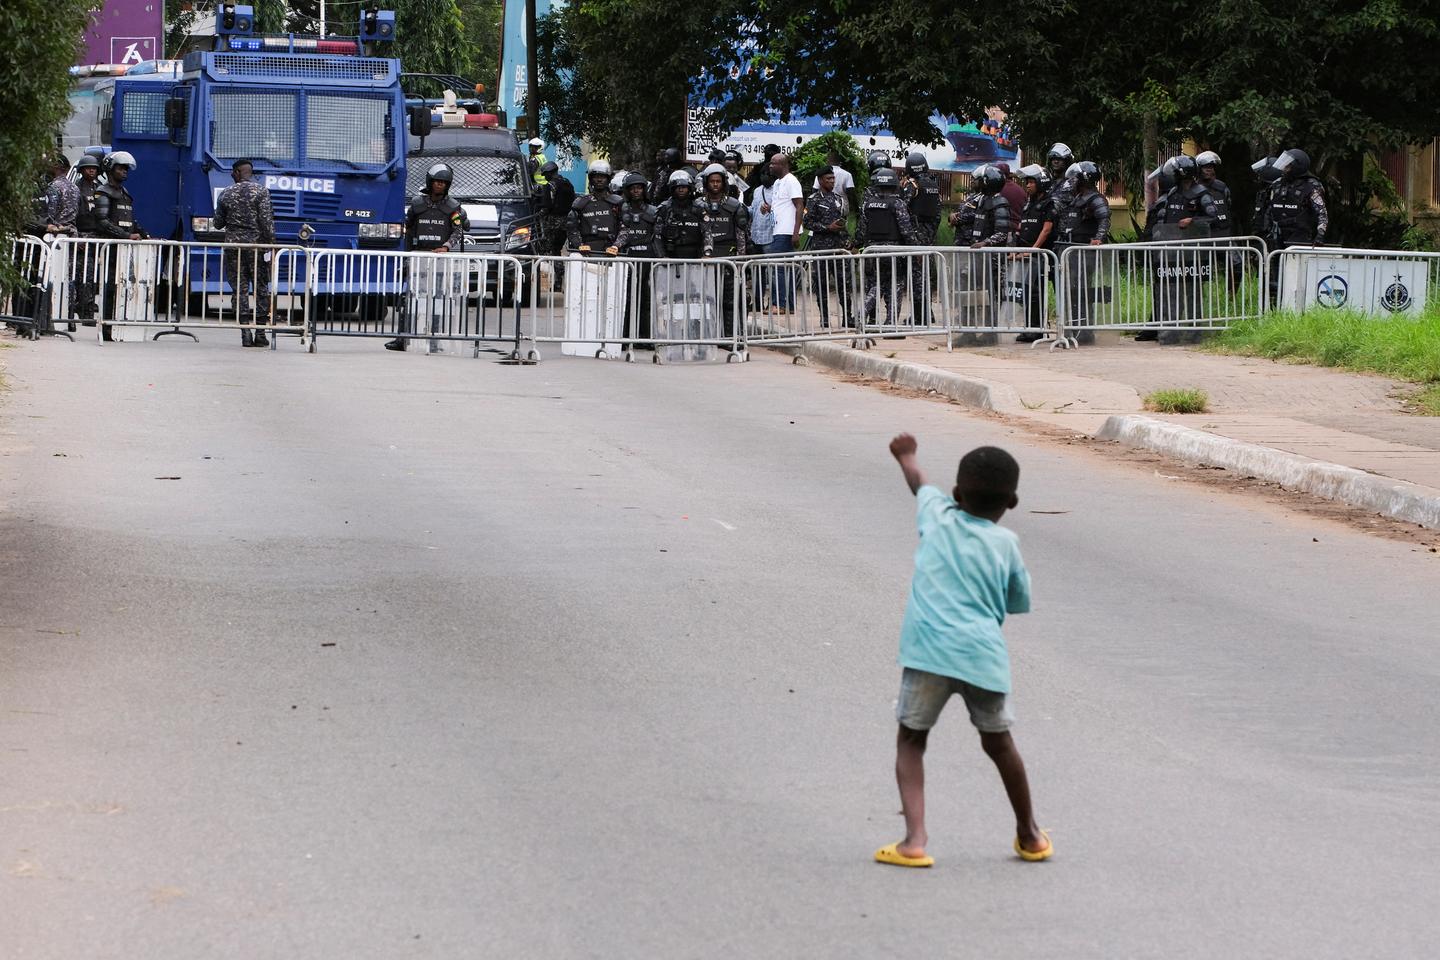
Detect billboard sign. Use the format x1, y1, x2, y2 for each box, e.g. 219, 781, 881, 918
78, 0, 162, 66
686, 104, 1018, 173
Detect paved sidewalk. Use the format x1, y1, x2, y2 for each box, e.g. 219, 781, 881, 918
792, 332, 1440, 526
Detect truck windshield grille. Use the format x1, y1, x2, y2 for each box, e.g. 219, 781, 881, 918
210, 91, 297, 162
407, 156, 527, 200
307, 95, 392, 168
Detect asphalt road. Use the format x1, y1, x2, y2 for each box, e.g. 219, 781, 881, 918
2, 335, 1438, 958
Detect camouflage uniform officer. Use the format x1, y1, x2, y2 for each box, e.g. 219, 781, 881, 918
213, 158, 276, 347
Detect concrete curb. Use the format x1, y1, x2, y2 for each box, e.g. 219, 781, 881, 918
789, 340, 1023, 413
1097, 415, 1440, 529
785, 341, 1440, 529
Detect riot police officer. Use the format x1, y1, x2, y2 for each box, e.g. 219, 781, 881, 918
653, 169, 709, 344
1014, 164, 1056, 341
91, 151, 146, 342
617, 172, 660, 341
649, 147, 683, 205
1195, 151, 1232, 237
567, 159, 623, 255
967, 165, 1014, 247
1251, 155, 1283, 242
1052, 160, 1109, 344
699, 162, 750, 343
1162, 155, 1219, 229
1269, 148, 1328, 247
91, 151, 144, 242
386, 162, 468, 351
902, 151, 942, 246
856, 167, 917, 324
655, 170, 705, 259
1045, 143, 1076, 206
71, 154, 103, 325
1150, 156, 1219, 342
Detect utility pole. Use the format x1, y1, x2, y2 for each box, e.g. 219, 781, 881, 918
525, 0, 539, 138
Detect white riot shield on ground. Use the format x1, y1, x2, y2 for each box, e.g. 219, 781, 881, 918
563, 257, 628, 358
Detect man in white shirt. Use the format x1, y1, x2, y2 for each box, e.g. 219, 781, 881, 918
812, 150, 858, 211
766, 151, 804, 311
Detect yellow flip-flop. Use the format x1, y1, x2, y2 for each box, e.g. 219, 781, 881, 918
1014, 830, 1053, 862
874, 842, 934, 868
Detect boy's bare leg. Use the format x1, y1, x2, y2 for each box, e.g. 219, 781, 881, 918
979, 730, 1048, 854
895, 724, 930, 857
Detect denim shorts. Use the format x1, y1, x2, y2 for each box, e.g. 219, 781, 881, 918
895, 667, 1013, 733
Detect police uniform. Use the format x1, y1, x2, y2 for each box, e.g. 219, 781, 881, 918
214, 177, 277, 344
802, 187, 852, 327
389, 189, 468, 351
1053, 187, 1109, 331
1015, 190, 1056, 335
617, 196, 660, 341
856, 191, 917, 323
71, 175, 102, 323
91, 180, 146, 341
567, 191, 622, 253
903, 173, 942, 246
1201, 177, 1232, 237
656, 195, 706, 259
700, 193, 749, 340
1269, 176, 1328, 247
44, 176, 79, 235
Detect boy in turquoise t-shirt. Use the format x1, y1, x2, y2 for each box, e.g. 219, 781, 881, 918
874, 433, 1052, 868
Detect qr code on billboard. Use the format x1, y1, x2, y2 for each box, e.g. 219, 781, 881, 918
685, 107, 724, 162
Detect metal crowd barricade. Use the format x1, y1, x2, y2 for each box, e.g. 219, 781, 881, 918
929, 246, 1060, 347
736, 248, 864, 348
306, 248, 531, 359
524, 254, 746, 363
1266, 245, 1439, 316
3, 236, 52, 339
1054, 238, 1266, 347
45, 237, 308, 345
845, 246, 949, 344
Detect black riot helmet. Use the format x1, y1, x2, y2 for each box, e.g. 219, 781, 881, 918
1171, 154, 1199, 182
1071, 160, 1101, 188
1277, 148, 1310, 179
1018, 163, 1051, 193
973, 164, 1005, 195
668, 168, 694, 198
723, 149, 742, 168
622, 172, 647, 200
871, 167, 899, 191
1046, 143, 1074, 172
76, 154, 102, 173
1147, 158, 1177, 193
540, 160, 559, 177
1252, 156, 1282, 184
867, 150, 890, 173
708, 148, 726, 165
906, 151, 928, 176
662, 147, 681, 166
425, 162, 454, 188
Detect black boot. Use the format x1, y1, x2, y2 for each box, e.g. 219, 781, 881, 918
253, 332, 269, 348
242, 330, 254, 347
1134, 330, 1159, 342
384, 338, 407, 351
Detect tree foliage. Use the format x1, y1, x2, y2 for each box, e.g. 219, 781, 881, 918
534, 0, 742, 167
790, 132, 870, 196
392, 0, 472, 76
0, 0, 93, 242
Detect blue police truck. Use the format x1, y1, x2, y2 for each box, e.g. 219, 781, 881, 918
96, 6, 432, 316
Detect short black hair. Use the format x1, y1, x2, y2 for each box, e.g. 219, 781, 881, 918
817, 165, 834, 178
232, 158, 254, 172
955, 446, 1020, 512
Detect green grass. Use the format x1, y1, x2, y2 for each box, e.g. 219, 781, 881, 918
1208, 309, 1440, 389
1407, 383, 1440, 415
1143, 388, 1209, 414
